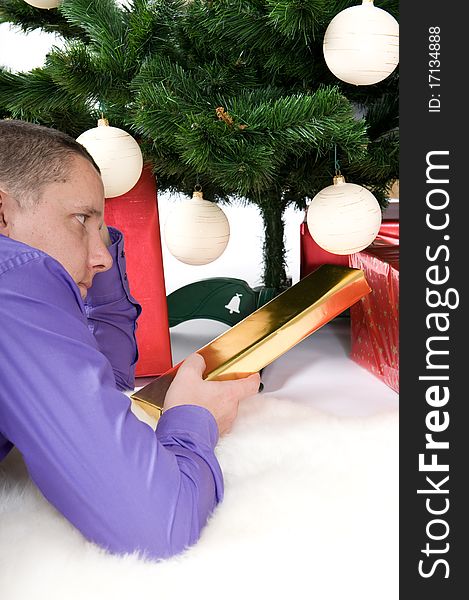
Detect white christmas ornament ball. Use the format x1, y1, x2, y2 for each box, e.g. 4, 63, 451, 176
323, 0, 399, 86
23, 0, 61, 8
76, 119, 143, 198
307, 175, 382, 255
164, 191, 230, 265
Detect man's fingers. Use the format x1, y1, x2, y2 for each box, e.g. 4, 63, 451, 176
222, 373, 261, 398
100, 222, 112, 247
246, 373, 262, 394
180, 352, 206, 376
179, 355, 260, 396
239, 373, 261, 397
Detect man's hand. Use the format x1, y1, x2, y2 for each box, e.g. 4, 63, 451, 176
163, 353, 261, 436
100, 222, 112, 247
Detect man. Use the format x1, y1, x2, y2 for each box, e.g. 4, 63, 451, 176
0, 119, 260, 559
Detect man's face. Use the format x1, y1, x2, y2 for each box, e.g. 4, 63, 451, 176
1, 154, 112, 299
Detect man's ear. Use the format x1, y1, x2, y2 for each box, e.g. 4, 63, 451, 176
0, 189, 12, 236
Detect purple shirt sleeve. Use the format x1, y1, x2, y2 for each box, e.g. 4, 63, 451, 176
84, 227, 141, 391
0, 234, 224, 559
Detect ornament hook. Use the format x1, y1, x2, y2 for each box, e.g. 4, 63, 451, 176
334, 144, 341, 176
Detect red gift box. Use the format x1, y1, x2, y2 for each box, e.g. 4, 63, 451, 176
104, 166, 172, 377
300, 219, 349, 278
300, 217, 399, 278
349, 237, 399, 392
377, 220, 399, 243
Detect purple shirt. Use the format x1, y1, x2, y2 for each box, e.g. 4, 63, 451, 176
0, 228, 223, 559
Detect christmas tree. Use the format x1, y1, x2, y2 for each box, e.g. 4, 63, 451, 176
0, 0, 398, 289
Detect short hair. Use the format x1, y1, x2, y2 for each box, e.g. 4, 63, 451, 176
0, 119, 100, 207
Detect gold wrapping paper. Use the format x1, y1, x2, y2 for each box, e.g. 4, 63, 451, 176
131, 265, 371, 419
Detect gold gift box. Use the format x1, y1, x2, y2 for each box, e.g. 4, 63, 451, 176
131, 265, 371, 420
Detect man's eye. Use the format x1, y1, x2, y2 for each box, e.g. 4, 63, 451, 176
75, 214, 87, 225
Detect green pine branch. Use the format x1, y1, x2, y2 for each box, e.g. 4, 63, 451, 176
0, 0, 86, 40
59, 0, 126, 57
0, 0, 400, 289
0, 66, 94, 134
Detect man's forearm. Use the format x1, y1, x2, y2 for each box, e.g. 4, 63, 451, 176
85, 227, 142, 390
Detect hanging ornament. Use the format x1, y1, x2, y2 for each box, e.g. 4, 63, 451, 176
23, 0, 61, 8
323, 0, 399, 86
76, 118, 143, 198
307, 174, 382, 255
164, 186, 230, 265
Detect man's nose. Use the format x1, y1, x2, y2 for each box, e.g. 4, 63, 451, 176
89, 232, 113, 273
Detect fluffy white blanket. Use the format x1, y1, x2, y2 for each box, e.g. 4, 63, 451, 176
0, 395, 398, 600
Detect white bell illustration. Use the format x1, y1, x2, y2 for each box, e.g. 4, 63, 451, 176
225, 293, 242, 315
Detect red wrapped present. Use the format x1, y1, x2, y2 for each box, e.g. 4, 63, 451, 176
349, 237, 399, 392
378, 220, 399, 243
300, 219, 349, 278
301, 218, 400, 278
104, 166, 172, 377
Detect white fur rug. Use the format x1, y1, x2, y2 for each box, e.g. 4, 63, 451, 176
0, 395, 398, 600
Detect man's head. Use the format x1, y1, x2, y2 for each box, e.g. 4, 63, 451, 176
0, 119, 112, 299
